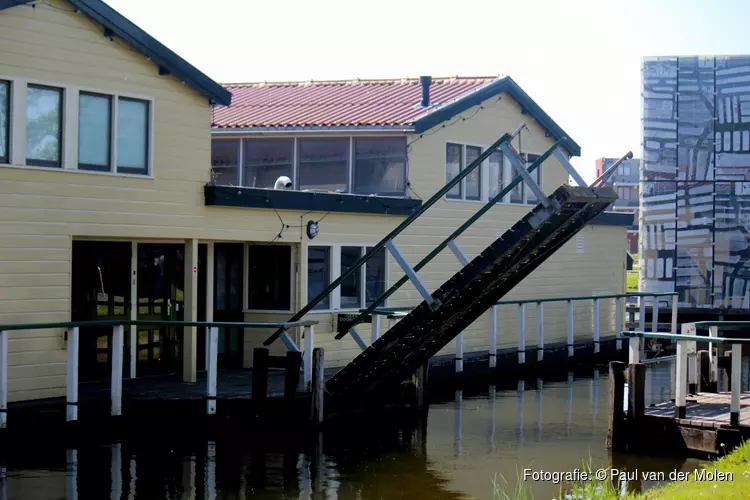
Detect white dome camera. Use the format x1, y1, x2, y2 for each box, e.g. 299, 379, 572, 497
274, 176, 293, 190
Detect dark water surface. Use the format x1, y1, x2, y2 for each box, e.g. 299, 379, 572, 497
1, 366, 707, 500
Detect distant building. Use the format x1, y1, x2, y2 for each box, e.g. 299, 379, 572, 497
595, 157, 640, 253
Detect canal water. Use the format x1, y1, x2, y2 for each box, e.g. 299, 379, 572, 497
1, 365, 707, 500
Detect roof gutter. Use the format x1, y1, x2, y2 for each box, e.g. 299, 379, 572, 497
211, 125, 416, 134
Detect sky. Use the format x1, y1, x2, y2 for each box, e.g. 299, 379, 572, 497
106, 0, 750, 182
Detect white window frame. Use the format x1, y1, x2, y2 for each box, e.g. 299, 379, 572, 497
243, 242, 296, 313
0, 73, 155, 178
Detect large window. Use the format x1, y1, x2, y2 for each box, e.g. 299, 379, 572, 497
26, 85, 63, 168
308, 246, 331, 310
298, 138, 348, 192
488, 151, 504, 201
117, 97, 150, 175
247, 245, 292, 310
78, 92, 112, 171
365, 246, 386, 306
465, 145, 481, 200
446, 143, 463, 199
353, 137, 407, 196
244, 138, 293, 189
525, 154, 542, 205
0, 80, 8, 164
340, 246, 362, 308
446, 143, 483, 201
211, 139, 240, 185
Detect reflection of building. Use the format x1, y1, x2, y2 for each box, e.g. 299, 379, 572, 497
595, 157, 641, 253
640, 55, 750, 312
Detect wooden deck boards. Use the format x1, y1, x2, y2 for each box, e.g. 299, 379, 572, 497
645, 392, 750, 427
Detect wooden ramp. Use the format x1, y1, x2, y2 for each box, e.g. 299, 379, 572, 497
326, 184, 617, 401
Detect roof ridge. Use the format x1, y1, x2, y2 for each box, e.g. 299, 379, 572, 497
223, 76, 500, 88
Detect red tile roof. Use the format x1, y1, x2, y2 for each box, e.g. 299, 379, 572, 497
212, 76, 499, 129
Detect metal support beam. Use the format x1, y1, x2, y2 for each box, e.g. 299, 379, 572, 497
498, 142, 552, 208
349, 327, 368, 351
279, 331, 300, 352
551, 148, 587, 187
447, 240, 470, 266
385, 239, 437, 309
370, 314, 381, 344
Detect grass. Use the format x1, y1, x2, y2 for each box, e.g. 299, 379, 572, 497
627, 271, 639, 291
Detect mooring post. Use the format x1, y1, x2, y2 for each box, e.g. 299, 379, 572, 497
517, 303, 526, 364
489, 306, 497, 369
252, 348, 269, 406
0, 330, 7, 429
615, 296, 624, 350
111, 325, 124, 417
567, 300, 575, 357
206, 327, 218, 415
593, 298, 601, 354
414, 364, 428, 408
607, 361, 626, 451
310, 348, 324, 425
627, 363, 645, 421
709, 326, 719, 386
284, 350, 302, 407
66, 327, 79, 422
303, 325, 314, 391
682, 323, 697, 395
675, 340, 688, 419
731, 343, 741, 427
537, 302, 544, 362
455, 332, 464, 373
370, 314, 381, 344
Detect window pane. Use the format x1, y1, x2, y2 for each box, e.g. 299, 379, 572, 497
488, 151, 504, 201
446, 143, 462, 199
211, 139, 240, 186
117, 98, 149, 174
299, 138, 348, 192
244, 138, 293, 189
248, 245, 291, 310
308, 247, 330, 310
525, 154, 541, 205
353, 137, 407, 196
26, 85, 62, 167
365, 246, 386, 307
340, 247, 362, 309
0, 81, 8, 162
509, 156, 524, 204
78, 93, 111, 171
465, 145, 481, 200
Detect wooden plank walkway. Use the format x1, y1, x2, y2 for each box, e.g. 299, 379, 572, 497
646, 392, 750, 427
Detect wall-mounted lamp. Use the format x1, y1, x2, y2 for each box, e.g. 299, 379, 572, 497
306, 220, 319, 239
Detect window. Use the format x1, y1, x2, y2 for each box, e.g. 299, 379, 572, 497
619, 164, 631, 176
26, 85, 63, 167
308, 246, 331, 310
465, 145, 481, 200
354, 137, 407, 196
0, 80, 8, 163
525, 154, 542, 205
298, 138, 349, 192
446, 143, 463, 199
244, 138, 293, 189
211, 139, 240, 185
488, 151, 504, 201
78, 92, 112, 171
365, 246, 386, 306
247, 245, 292, 310
340, 246, 362, 308
446, 143, 484, 201
117, 97, 149, 174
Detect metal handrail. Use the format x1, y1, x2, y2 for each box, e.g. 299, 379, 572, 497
0, 319, 318, 332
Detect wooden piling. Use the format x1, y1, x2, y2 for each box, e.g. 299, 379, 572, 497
606, 361, 626, 451
284, 351, 302, 406
698, 350, 709, 392
252, 348, 269, 406
627, 363, 645, 421
311, 348, 325, 425
414, 364, 428, 408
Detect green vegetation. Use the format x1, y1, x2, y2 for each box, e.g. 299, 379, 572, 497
627, 271, 639, 291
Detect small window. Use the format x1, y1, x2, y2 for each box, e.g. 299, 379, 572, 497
117, 97, 149, 175
78, 92, 112, 171
26, 84, 63, 168
365, 246, 386, 307
340, 246, 362, 309
488, 151, 504, 201
446, 143, 463, 199
0, 80, 8, 163
353, 137, 407, 196
308, 246, 331, 310
244, 138, 293, 189
526, 154, 542, 205
298, 138, 349, 192
211, 139, 240, 186
247, 245, 291, 310
465, 145, 481, 200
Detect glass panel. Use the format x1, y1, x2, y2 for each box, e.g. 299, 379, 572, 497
642, 57, 678, 182
117, 97, 149, 174
298, 138, 349, 192
216, 252, 227, 311
713, 181, 750, 308
138, 348, 148, 361
488, 151, 504, 201
153, 331, 160, 344
678, 57, 715, 182
0, 81, 8, 162
243, 138, 294, 189
640, 180, 677, 303
526, 154, 541, 205
465, 146, 481, 200
96, 335, 108, 349
113, 305, 125, 315
353, 137, 407, 196
675, 182, 714, 307
307, 246, 330, 310
211, 139, 239, 186
78, 93, 111, 171
714, 56, 750, 182
97, 353, 108, 364
446, 143, 462, 199
138, 331, 149, 345
153, 346, 161, 360
365, 246, 386, 307
340, 246, 362, 309
229, 256, 240, 311
247, 245, 292, 310
26, 85, 62, 167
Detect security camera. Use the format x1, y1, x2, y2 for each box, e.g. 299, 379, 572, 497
274, 176, 293, 190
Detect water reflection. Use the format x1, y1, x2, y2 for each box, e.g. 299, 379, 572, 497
1, 369, 706, 500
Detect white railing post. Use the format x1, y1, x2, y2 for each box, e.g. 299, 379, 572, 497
652, 296, 660, 334
731, 343, 742, 426
675, 340, 687, 419
489, 306, 497, 369
567, 300, 574, 357
628, 335, 641, 364
593, 298, 600, 354
66, 327, 79, 422
709, 326, 719, 385
303, 325, 314, 391
0, 330, 7, 429
537, 302, 544, 362
517, 303, 526, 364
207, 327, 218, 415
615, 297, 624, 350
670, 295, 678, 335
111, 325, 124, 417
370, 314, 381, 344
638, 297, 646, 359
455, 332, 464, 373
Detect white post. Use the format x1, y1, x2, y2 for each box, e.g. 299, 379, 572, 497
709, 326, 719, 384
675, 340, 687, 419
303, 325, 314, 390
670, 295, 678, 335
628, 335, 641, 364
536, 302, 544, 362
129, 241, 137, 379
517, 303, 526, 364
615, 297, 624, 350
567, 300, 574, 357
0, 330, 7, 429
638, 297, 646, 359
370, 314, 381, 344
652, 297, 660, 334
205, 242, 215, 370
489, 306, 497, 369
455, 332, 464, 373
207, 327, 218, 415
111, 325, 124, 417
66, 327, 79, 422
593, 298, 600, 354
731, 343, 742, 426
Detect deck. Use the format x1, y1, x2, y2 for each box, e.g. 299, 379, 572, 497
646, 392, 750, 427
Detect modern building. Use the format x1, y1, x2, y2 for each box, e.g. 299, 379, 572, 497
0, 0, 630, 404
595, 156, 641, 253
640, 55, 750, 315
